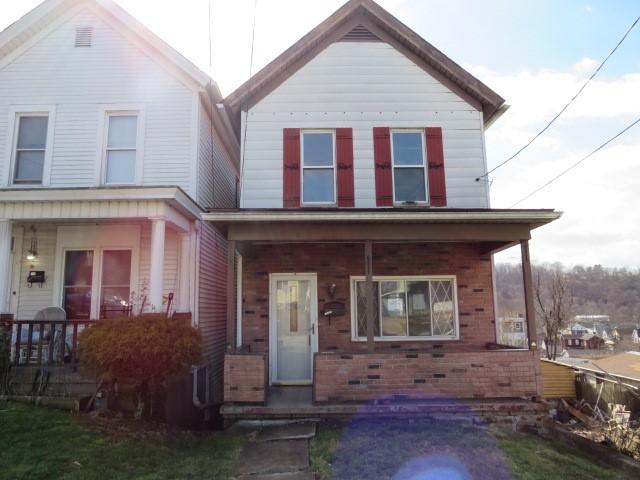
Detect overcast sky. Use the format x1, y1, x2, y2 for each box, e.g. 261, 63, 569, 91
2, 0, 639, 268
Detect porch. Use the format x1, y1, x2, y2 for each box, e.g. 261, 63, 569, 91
204, 208, 560, 418
0, 187, 201, 398
0, 187, 200, 324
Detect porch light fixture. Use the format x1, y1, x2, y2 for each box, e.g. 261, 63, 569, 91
26, 226, 38, 261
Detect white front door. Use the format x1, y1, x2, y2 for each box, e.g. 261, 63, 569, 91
270, 273, 318, 385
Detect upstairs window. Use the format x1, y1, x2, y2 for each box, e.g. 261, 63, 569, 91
13, 115, 49, 184
301, 131, 336, 204
391, 130, 427, 203
104, 113, 138, 184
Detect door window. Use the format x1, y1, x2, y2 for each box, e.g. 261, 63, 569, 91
100, 250, 132, 319
63, 251, 93, 320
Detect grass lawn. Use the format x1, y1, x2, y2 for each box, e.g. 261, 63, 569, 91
0, 401, 247, 480
310, 418, 629, 480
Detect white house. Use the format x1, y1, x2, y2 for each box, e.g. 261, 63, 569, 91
0, 0, 238, 404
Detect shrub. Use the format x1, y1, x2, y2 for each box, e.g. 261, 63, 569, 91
79, 314, 202, 418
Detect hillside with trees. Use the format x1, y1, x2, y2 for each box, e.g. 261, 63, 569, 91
495, 263, 640, 328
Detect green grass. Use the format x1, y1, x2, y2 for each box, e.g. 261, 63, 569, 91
496, 429, 623, 480
310, 418, 627, 480
0, 402, 247, 480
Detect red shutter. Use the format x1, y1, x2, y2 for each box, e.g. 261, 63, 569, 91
373, 127, 392, 207
336, 128, 354, 207
426, 127, 446, 207
283, 128, 301, 208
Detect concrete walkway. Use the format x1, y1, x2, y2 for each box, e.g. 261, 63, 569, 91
234, 421, 317, 480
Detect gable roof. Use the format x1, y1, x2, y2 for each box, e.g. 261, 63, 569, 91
224, 0, 506, 132
0, 0, 212, 89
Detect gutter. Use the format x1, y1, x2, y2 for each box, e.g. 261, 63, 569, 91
202, 210, 562, 224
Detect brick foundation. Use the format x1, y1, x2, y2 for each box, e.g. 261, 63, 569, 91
314, 350, 541, 403
223, 353, 266, 404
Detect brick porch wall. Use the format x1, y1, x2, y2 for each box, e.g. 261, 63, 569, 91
241, 242, 497, 352
224, 353, 266, 404
314, 350, 541, 402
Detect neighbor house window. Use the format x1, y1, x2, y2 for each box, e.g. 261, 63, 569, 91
351, 276, 458, 340
13, 115, 49, 184
391, 130, 427, 203
301, 131, 335, 204
104, 113, 138, 184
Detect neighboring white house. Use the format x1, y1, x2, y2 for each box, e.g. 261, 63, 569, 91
0, 0, 239, 403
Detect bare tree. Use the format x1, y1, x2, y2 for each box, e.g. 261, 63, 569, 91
535, 267, 573, 360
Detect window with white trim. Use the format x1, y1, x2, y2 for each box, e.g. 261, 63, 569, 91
12, 115, 49, 184
104, 113, 138, 184
301, 131, 336, 204
351, 276, 458, 340
391, 130, 428, 203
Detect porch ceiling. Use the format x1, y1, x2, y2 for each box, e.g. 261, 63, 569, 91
203, 208, 561, 246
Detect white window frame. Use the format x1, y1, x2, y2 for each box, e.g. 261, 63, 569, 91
96, 105, 145, 186
5, 105, 56, 187
53, 225, 140, 320
350, 275, 459, 342
300, 129, 337, 206
390, 129, 429, 205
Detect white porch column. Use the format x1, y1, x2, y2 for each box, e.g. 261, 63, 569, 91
0, 220, 12, 314
148, 217, 166, 312
177, 229, 192, 312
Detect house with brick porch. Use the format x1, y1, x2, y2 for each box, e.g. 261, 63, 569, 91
205, 0, 560, 420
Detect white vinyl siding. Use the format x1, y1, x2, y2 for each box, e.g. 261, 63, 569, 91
241, 42, 488, 208
0, 8, 194, 192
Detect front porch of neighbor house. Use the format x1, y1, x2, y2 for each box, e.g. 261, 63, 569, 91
0, 187, 200, 397
204, 208, 560, 419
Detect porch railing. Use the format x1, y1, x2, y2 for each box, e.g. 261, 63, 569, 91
11, 320, 94, 366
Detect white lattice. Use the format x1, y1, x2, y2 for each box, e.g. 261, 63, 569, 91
430, 280, 455, 336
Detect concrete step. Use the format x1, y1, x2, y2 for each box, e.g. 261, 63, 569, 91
256, 422, 317, 442
236, 439, 309, 476
239, 472, 315, 480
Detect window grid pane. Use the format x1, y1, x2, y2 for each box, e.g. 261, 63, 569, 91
302, 132, 333, 166
105, 150, 136, 184
392, 132, 424, 166
107, 115, 137, 148
394, 167, 426, 202
17, 116, 48, 149
302, 169, 334, 203
14, 151, 45, 183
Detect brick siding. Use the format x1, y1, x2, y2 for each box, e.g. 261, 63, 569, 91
224, 353, 266, 404
241, 242, 497, 353
314, 350, 541, 402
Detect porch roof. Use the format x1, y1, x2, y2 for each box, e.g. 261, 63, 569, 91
0, 186, 202, 231
202, 208, 561, 247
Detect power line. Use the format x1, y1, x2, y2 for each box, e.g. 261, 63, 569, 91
477, 12, 640, 182
239, 0, 258, 204
510, 116, 640, 207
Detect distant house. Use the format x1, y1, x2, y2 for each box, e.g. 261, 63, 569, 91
561, 333, 604, 350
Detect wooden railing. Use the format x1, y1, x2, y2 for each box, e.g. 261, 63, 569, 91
12, 320, 94, 366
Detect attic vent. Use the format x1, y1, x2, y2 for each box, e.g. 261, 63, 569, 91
341, 24, 380, 42
74, 26, 93, 47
